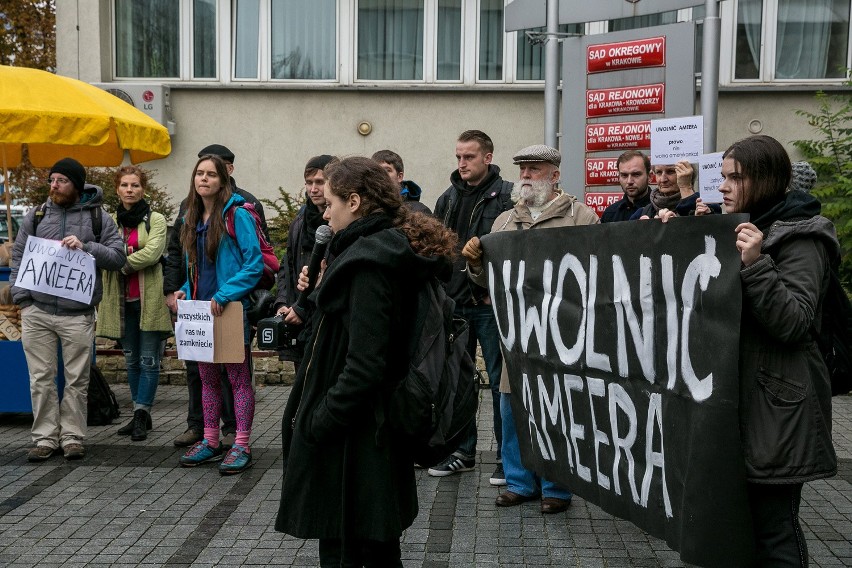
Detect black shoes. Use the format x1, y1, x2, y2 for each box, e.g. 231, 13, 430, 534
117, 410, 152, 437
131, 409, 152, 441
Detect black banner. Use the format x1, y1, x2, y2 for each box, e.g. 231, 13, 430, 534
481, 215, 754, 567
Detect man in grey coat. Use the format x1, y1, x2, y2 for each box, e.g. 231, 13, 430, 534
10, 158, 125, 462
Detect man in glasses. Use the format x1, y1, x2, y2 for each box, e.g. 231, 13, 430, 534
10, 157, 125, 462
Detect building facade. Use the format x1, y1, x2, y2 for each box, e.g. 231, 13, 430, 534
56, 0, 851, 211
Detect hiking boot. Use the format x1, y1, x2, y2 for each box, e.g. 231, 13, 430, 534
179, 440, 223, 467
27, 446, 56, 462
219, 445, 252, 475
221, 432, 236, 450
427, 454, 475, 477
63, 444, 86, 460
130, 409, 151, 442
489, 463, 507, 486
173, 428, 203, 447
118, 410, 152, 436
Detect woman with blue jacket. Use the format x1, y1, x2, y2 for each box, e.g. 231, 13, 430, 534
174, 154, 263, 474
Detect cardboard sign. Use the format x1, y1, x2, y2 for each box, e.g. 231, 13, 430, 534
650, 115, 704, 164
587, 84, 665, 118
585, 192, 622, 217
585, 158, 620, 186
480, 217, 754, 567
586, 121, 651, 152
587, 36, 666, 73
699, 152, 725, 204
176, 300, 245, 363
0, 313, 21, 341
14, 236, 96, 304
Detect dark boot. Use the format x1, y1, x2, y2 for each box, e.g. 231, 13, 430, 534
130, 409, 152, 441
116, 417, 135, 436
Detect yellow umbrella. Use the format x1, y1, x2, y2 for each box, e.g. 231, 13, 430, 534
0, 65, 171, 167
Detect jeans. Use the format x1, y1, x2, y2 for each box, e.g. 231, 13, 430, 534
21, 305, 95, 449
318, 538, 402, 568
501, 394, 571, 499
455, 303, 503, 461
748, 482, 808, 567
123, 300, 162, 410
186, 359, 236, 435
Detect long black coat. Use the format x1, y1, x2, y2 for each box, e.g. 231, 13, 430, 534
275, 215, 446, 541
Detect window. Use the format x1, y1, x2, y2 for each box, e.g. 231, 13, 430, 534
734, 0, 851, 81
479, 0, 504, 80
115, 0, 180, 78
193, 0, 217, 79
358, 0, 424, 80
234, 0, 261, 79
437, 0, 462, 81
271, 0, 337, 80
516, 24, 582, 81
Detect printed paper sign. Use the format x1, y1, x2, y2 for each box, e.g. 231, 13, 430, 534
587, 36, 666, 73
586, 121, 651, 152
584, 192, 622, 217
699, 152, 725, 204
585, 158, 620, 186
650, 115, 704, 164
176, 300, 216, 362
586, 84, 665, 118
14, 236, 96, 304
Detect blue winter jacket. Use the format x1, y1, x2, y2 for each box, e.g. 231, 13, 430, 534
180, 193, 263, 308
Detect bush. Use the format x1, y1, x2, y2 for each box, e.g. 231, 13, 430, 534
262, 187, 305, 259
794, 82, 852, 289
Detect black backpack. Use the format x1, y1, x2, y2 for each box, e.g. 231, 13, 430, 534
815, 262, 852, 396
87, 363, 121, 426
386, 279, 479, 467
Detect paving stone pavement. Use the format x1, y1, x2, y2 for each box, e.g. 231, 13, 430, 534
0, 384, 850, 567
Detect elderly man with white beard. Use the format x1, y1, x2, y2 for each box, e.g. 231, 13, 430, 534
462, 144, 598, 514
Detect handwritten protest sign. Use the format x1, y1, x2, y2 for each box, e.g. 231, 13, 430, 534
650, 115, 703, 164
699, 152, 725, 204
14, 236, 96, 304
481, 217, 753, 567
176, 300, 245, 363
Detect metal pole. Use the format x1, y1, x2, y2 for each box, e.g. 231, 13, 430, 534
701, 0, 721, 152
544, 0, 559, 148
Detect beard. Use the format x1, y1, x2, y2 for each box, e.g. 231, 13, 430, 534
49, 187, 79, 208
511, 180, 553, 207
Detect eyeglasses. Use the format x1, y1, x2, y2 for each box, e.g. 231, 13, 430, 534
48, 176, 71, 185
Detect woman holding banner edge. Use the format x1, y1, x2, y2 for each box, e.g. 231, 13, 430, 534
174, 155, 263, 474
97, 166, 172, 441
720, 134, 837, 567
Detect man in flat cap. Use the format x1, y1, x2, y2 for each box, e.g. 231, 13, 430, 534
11, 158, 126, 462
461, 144, 598, 514
429, 130, 513, 484
164, 144, 270, 449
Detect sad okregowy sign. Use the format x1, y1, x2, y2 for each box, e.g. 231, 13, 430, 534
480, 216, 753, 568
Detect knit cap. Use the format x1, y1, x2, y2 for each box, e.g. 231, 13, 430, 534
49, 158, 86, 192
790, 161, 817, 193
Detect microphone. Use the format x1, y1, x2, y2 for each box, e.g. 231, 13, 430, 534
292, 224, 333, 314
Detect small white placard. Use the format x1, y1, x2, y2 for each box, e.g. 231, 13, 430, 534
698, 152, 725, 204
14, 236, 96, 304
650, 115, 704, 164
176, 300, 215, 362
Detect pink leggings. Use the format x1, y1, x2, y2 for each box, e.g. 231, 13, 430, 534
197, 354, 254, 434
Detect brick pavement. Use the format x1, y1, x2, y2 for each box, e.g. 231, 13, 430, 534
0, 385, 850, 567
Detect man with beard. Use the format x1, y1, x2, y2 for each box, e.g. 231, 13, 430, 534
273, 154, 334, 372
10, 158, 125, 462
429, 130, 513, 484
166, 144, 270, 449
601, 150, 651, 223
461, 144, 597, 513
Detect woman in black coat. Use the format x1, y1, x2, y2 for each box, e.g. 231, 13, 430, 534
275, 156, 457, 567
719, 135, 838, 567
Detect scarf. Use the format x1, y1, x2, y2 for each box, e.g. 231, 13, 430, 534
648, 188, 682, 213
300, 198, 327, 251
329, 213, 394, 258
116, 199, 151, 229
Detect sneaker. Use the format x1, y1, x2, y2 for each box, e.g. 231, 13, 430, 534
63, 443, 86, 460
173, 428, 203, 448
219, 445, 253, 475
220, 432, 236, 450
427, 454, 475, 477
179, 440, 223, 467
27, 446, 56, 462
489, 463, 507, 486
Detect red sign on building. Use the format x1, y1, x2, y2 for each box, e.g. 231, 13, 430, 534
586, 84, 665, 118
585, 158, 620, 186
586, 120, 651, 152
587, 36, 666, 74
585, 192, 622, 217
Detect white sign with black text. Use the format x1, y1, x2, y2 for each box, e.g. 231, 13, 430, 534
176, 300, 216, 362
650, 116, 704, 164
699, 152, 725, 204
14, 236, 96, 304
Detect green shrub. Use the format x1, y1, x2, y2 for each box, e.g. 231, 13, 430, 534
262, 187, 305, 259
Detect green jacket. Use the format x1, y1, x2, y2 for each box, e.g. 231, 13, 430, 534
97, 211, 173, 338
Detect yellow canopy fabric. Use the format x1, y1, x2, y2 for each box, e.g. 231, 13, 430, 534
0, 65, 171, 167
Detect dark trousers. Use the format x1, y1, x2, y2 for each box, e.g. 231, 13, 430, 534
185, 359, 236, 435
318, 538, 402, 568
748, 482, 808, 567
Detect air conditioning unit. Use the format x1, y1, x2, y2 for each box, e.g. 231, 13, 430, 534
91, 83, 176, 135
